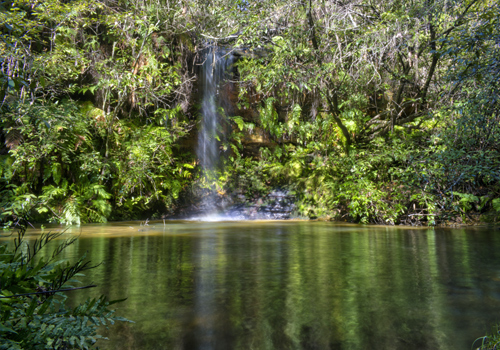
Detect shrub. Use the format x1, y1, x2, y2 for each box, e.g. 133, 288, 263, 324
0, 219, 129, 349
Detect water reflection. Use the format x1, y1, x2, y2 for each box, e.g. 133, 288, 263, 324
27, 222, 500, 350
190, 232, 217, 349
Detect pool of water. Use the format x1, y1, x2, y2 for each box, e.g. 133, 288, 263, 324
17, 221, 500, 349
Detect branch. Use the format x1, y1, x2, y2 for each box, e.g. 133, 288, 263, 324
439, 0, 480, 40
0, 284, 97, 299
200, 33, 240, 41
325, 91, 352, 151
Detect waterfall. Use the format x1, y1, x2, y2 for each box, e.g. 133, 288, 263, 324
197, 47, 235, 214
188, 47, 297, 221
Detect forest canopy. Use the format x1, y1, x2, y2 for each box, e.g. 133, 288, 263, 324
0, 0, 499, 226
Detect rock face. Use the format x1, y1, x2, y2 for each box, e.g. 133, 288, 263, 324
175, 189, 296, 220
224, 190, 296, 220
172, 48, 297, 220
176, 48, 276, 159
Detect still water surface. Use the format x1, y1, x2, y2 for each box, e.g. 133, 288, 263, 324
25, 221, 500, 349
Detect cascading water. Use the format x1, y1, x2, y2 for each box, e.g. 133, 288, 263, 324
191, 47, 296, 221
196, 47, 235, 216
189, 47, 296, 220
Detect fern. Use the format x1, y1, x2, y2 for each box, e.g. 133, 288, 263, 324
62, 198, 82, 226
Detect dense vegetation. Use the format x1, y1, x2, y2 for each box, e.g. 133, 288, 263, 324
0, 219, 128, 349
1, 0, 499, 226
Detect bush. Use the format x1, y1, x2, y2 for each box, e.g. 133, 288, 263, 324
0, 219, 129, 349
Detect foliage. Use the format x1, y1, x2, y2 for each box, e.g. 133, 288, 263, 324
229, 0, 477, 149
201, 0, 500, 225
0, 219, 129, 349
475, 325, 500, 350
0, 0, 196, 224
222, 112, 498, 224
0, 0, 499, 225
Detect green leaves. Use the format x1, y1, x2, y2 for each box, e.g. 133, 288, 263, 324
1, 0, 197, 218
232, 116, 246, 131
0, 222, 129, 349
52, 163, 62, 185
492, 199, 500, 213
454, 192, 479, 212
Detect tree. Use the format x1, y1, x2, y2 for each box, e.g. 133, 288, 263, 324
1, 0, 196, 224
189, 0, 483, 149
174, 0, 498, 223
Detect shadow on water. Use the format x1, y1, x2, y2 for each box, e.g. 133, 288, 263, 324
23, 221, 500, 350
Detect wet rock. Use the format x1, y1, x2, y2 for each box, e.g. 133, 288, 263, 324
223, 189, 297, 220
174, 189, 297, 220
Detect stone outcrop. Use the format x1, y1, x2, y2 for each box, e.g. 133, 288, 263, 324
177, 51, 276, 159
175, 189, 297, 220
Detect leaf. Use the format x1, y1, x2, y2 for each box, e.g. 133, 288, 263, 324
37, 297, 53, 315
26, 298, 38, 317
108, 298, 127, 306
0, 323, 17, 334
493, 198, 500, 212
52, 163, 62, 185
232, 116, 245, 131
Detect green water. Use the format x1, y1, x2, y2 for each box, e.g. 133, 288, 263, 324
26, 221, 500, 349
